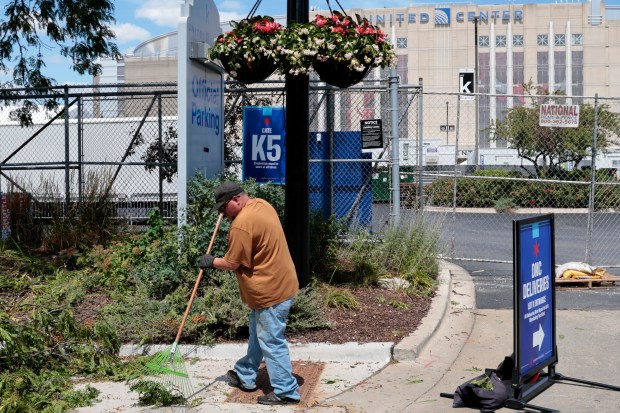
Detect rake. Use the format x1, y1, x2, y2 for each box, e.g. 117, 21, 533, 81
131, 213, 224, 403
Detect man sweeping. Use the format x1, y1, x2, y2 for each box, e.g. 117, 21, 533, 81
198, 181, 300, 405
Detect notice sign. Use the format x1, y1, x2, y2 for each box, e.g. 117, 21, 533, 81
539, 104, 580, 128
513, 214, 557, 382
361, 119, 383, 149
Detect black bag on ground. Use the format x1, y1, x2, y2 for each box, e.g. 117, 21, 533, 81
452, 355, 513, 412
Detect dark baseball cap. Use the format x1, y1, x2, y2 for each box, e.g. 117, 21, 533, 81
212, 182, 244, 211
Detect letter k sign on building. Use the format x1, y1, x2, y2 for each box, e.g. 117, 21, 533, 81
459, 70, 474, 100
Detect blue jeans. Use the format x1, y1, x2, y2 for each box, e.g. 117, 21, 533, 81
234, 297, 300, 400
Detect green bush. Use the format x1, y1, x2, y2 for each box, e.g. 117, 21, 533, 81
0, 175, 445, 410
309, 212, 345, 278
494, 197, 517, 213
426, 168, 618, 209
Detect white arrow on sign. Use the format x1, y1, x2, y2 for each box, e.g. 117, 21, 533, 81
533, 323, 545, 351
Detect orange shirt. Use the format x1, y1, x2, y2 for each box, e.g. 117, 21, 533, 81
224, 198, 299, 309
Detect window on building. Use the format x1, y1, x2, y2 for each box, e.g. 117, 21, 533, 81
496, 52, 507, 94
496, 35, 507, 47
397, 54, 408, 84
513, 35, 524, 46
572, 33, 583, 46
554, 51, 566, 92
554, 34, 565, 46
537, 51, 549, 92
479, 36, 489, 47
478, 53, 491, 148
513, 52, 525, 99
572, 51, 583, 101
537, 34, 548, 46
117, 65, 125, 81
397, 38, 407, 49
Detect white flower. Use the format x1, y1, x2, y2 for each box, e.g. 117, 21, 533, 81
344, 52, 353, 60
327, 44, 336, 50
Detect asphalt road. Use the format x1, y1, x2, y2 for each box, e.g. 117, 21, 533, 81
370, 205, 620, 311
450, 259, 620, 310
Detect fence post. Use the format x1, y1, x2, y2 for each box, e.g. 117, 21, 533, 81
452, 97, 462, 256
390, 60, 401, 226
77, 96, 83, 213
417, 78, 424, 210
158, 94, 164, 213
64, 85, 70, 215
585, 94, 599, 263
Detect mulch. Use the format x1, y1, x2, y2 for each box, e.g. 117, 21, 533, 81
225, 361, 325, 406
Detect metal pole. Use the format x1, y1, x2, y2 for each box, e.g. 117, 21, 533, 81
327, 89, 335, 216
64, 85, 70, 215
585, 94, 598, 263
285, 0, 310, 288
474, 17, 480, 171
417, 78, 424, 210
78, 96, 83, 212
158, 94, 164, 213
445, 101, 449, 142
452, 97, 461, 256
390, 31, 400, 226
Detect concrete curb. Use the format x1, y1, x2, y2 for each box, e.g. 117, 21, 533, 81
392, 262, 452, 361
119, 342, 393, 364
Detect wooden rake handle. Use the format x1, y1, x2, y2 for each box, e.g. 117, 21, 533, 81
174, 212, 224, 344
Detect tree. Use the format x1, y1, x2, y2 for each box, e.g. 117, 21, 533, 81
0, 0, 120, 125
138, 126, 179, 184
490, 81, 620, 178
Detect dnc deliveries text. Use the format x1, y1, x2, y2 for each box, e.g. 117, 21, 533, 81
523, 260, 550, 322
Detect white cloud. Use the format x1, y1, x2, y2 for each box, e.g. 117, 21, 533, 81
111, 23, 152, 44
135, 0, 181, 28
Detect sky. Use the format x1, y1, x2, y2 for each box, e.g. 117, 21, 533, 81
3, 0, 613, 85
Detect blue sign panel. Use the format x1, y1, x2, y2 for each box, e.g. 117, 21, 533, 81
513, 214, 557, 381
242, 106, 285, 184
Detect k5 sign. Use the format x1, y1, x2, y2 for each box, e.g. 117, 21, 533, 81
242, 106, 286, 184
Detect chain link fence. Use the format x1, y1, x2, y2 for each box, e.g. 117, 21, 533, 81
0, 83, 178, 227
1, 80, 619, 268
417, 92, 620, 268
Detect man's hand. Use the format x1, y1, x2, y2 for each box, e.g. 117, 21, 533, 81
198, 254, 215, 269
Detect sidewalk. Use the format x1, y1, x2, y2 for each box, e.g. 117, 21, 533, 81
74, 262, 620, 412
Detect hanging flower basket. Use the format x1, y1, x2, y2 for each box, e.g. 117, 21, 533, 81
209, 16, 283, 84
312, 58, 372, 88
210, 12, 396, 88
276, 11, 396, 87
218, 54, 278, 85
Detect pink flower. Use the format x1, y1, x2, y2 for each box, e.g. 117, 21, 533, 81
253, 19, 282, 34
314, 15, 328, 28
331, 26, 346, 35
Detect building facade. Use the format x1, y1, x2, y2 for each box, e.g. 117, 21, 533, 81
94, 0, 620, 152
